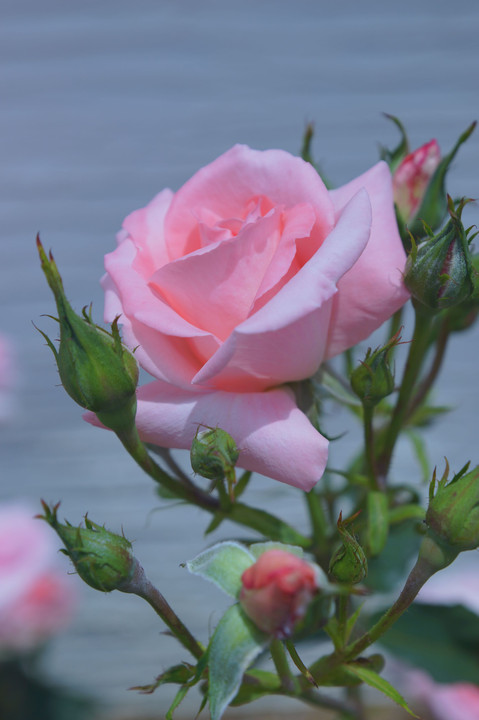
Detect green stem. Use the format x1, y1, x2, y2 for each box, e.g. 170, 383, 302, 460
377, 306, 433, 479
344, 553, 438, 658
363, 405, 379, 490
407, 317, 450, 419
122, 561, 204, 660
270, 639, 299, 694
117, 425, 218, 509
304, 490, 329, 558
337, 594, 349, 649
117, 424, 310, 547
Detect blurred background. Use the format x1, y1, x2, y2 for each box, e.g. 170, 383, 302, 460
1, 1, 478, 718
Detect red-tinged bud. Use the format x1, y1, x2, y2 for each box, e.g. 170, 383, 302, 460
404, 197, 476, 311
36, 237, 139, 434
408, 121, 476, 238
393, 140, 441, 225
239, 549, 318, 638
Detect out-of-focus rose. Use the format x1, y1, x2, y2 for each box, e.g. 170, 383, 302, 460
93, 145, 408, 489
0, 504, 74, 656
407, 672, 479, 720
393, 140, 441, 224
239, 549, 317, 637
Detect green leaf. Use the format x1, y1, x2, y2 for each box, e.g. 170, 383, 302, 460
344, 664, 419, 717
371, 602, 479, 684
208, 604, 268, 720
249, 541, 303, 559
165, 684, 190, 720
187, 541, 255, 598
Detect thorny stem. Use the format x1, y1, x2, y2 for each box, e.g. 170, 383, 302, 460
270, 639, 299, 694
376, 306, 433, 479
121, 561, 204, 660
116, 424, 311, 547
362, 405, 380, 491
407, 317, 450, 419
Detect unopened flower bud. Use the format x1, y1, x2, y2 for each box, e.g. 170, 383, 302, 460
38, 502, 136, 592
393, 139, 441, 226
407, 121, 476, 238
190, 427, 239, 482
350, 332, 400, 407
425, 460, 479, 554
329, 512, 367, 585
404, 197, 476, 311
239, 549, 318, 638
37, 237, 139, 434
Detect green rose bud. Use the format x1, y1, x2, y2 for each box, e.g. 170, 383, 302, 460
190, 426, 239, 482
39, 501, 136, 592
404, 197, 476, 311
329, 512, 368, 585
350, 331, 400, 408
37, 237, 139, 434
425, 460, 479, 554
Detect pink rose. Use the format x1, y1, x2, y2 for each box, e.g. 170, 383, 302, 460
95, 145, 408, 489
0, 504, 74, 655
239, 549, 317, 637
393, 139, 441, 223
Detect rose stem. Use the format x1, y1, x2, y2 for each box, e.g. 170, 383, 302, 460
121, 560, 204, 660
377, 305, 433, 479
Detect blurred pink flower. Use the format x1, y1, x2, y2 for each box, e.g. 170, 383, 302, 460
408, 671, 479, 720
404, 562, 479, 719
0, 504, 75, 656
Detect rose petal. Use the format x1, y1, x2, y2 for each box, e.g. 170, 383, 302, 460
104, 237, 220, 385
85, 381, 328, 490
326, 161, 409, 358
149, 210, 283, 341
164, 145, 335, 259
122, 189, 174, 272
192, 189, 372, 391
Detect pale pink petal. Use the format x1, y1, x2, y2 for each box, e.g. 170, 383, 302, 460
252, 203, 316, 310
122, 189, 174, 272
150, 210, 282, 341
192, 189, 372, 391
164, 145, 335, 259
85, 381, 328, 490
326, 161, 409, 357
103, 237, 220, 385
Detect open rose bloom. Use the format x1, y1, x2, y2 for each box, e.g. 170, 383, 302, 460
0, 504, 74, 656
96, 146, 408, 489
